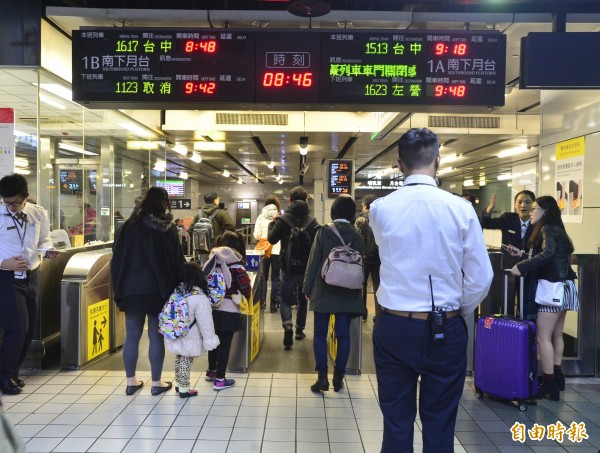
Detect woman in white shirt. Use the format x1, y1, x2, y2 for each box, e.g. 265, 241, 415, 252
253, 195, 281, 312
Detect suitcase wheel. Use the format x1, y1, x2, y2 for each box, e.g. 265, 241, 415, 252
474, 389, 483, 400
518, 402, 527, 412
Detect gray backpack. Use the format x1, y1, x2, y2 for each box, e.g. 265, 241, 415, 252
193, 211, 218, 253
320, 223, 363, 290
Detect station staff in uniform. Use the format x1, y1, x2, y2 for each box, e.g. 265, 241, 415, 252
0, 173, 59, 395
370, 129, 493, 453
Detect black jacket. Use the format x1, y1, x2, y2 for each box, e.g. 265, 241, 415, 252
481, 211, 532, 251
112, 213, 185, 315
267, 200, 320, 272
516, 224, 576, 283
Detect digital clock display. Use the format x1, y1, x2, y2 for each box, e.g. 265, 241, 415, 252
72, 29, 505, 109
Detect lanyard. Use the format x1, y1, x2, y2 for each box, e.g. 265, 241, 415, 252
6, 209, 28, 254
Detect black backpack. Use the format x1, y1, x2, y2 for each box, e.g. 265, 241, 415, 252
280, 215, 314, 274
359, 212, 380, 263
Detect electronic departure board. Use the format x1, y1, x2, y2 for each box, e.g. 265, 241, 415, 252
72, 29, 505, 109
328, 160, 353, 198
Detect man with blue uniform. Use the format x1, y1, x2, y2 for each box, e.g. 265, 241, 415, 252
370, 128, 493, 453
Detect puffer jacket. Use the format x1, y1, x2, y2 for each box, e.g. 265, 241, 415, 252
254, 204, 281, 255
164, 289, 220, 357
516, 224, 576, 282
303, 221, 365, 317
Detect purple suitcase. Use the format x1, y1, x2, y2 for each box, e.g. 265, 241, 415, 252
474, 271, 538, 411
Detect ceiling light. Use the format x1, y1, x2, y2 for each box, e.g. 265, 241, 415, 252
222, 169, 230, 178
440, 154, 459, 164
278, 179, 284, 185
437, 167, 453, 175
237, 178, 243, 184
153, 160, 166, 172
190, 152, 202, 163
117, 122, 153, 138
194, 141, 226, 152
38, 83, 73, 102
173, 144, 187, 155
39, 95, 65, 110
497, 146, 528, 159
179, 171, 188, 179
14, 168, 31, 175
479, 177, 487, 186
14, 158, 28, 168
463, 179, 475, 187
497, 173, 512, 181
266, 161, 275, 169
127, 141, 160, 150
58, 143, 99, 156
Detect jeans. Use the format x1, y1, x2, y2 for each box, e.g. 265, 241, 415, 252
279, 269, 307, 331
260, 255, 281, 306
313, 312, 351, 372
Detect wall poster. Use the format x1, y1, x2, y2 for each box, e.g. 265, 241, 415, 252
555, 136, 584, 224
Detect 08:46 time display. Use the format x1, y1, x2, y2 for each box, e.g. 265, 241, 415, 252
262, 72, 313, 87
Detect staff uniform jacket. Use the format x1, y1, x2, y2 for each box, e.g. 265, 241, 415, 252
303, 221, 365, 317
480, 210, 532, 252
188, 205, 236, 239
516, 224, 576, 282
267, 200, 319, 273
253, 204, 281, 255
164, 289, 220, 357
111, 212, 185, 315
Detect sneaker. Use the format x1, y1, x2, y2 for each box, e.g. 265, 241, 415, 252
284, 328, 293, 349
295, 329, 306, 340
213, 378, 236, 391
205, 370, 216, 381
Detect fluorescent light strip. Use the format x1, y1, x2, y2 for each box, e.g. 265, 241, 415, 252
58, 143, 99, 156
194, 141, 226, 152
117, 122, 153, 138
40, 95, 65, 110
39, 83, 73, 102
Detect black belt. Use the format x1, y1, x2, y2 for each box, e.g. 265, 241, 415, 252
380, 307, 459, 320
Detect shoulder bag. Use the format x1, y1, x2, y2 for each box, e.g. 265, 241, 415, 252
535, 279, 565, 307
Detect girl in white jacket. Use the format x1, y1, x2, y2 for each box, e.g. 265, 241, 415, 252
253, 195, 282, 312
165, 261, 220, 398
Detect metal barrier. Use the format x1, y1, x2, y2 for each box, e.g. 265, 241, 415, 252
236, 225, 255, 249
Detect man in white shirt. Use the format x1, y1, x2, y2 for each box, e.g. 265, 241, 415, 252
0, 173, 59, 395
370, 128, 493, 453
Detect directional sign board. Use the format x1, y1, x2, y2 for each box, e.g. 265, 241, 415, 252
170, 198, 192, 210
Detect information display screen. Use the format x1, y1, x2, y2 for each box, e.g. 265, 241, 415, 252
72, 29, 505, 109
156, 179, 185, 197
327, 160, 353, 198
320, 31, 505, 106
72, 29, 255, 104
60, 169, 83, 194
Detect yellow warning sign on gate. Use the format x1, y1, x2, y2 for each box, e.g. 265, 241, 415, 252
88, 299, 110, 360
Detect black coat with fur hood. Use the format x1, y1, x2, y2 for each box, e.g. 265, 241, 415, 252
112, 212, 185, 315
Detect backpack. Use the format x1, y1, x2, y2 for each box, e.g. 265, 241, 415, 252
280, 214, 314, 274
205, 266, 226, 309
158, 290, 199, 339
359, 212, 380, 263
193, 211, 218, 253
321, 223, 364, 289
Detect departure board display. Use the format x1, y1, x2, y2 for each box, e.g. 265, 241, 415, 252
72, 29, 505, 109
320, 31, 505, 106
328, 160, 353, 198
72, 29, 255, 104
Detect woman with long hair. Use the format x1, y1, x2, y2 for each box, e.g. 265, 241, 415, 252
112, 187, 185, 396
253, 195, 282, 312
303, 195, 365, 393
511, 195, 578, 401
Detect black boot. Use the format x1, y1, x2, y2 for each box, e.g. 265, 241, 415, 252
270, 298, 278, 313
333, 369, 345, 392
310, 371, 329, 392
554, 366, 565, 391
536, 374, 560, 401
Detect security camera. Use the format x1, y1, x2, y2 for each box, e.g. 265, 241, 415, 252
299, 163, 310, 176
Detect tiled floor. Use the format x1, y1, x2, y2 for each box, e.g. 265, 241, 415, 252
2, 303, 600, 452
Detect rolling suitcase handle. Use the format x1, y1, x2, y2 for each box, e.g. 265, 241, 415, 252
503, 269, 524, 318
